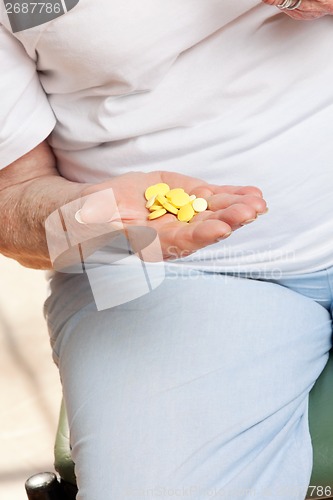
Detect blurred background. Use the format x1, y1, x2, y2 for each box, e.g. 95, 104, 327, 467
0, 255, 62, 500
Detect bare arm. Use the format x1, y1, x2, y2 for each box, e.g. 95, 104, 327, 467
0, 140, 90, 269
0, 141, 267, 270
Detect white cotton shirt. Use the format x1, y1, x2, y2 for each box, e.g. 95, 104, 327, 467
1, 0, 333, 276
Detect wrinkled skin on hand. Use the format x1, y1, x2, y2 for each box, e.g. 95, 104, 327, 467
262, 0, 333, 20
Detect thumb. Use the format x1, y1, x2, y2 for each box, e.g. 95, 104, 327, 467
78, 188, 123, 226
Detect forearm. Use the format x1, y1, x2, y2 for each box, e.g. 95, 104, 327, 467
0, 141, 90, 269
0, 176, 89, 269
0, 141, 267, 270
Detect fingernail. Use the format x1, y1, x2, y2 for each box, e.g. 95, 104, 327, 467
75, 209, 86, 224
258, 207, 269, 215
80, 201, 117, 224
240, 218, 257, 226
216, 231, 232, 242
75, 208, 123, 228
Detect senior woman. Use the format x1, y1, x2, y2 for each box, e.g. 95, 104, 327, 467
0, 0, 333, 499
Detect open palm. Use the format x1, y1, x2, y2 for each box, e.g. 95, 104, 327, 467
80, 170, 267, 260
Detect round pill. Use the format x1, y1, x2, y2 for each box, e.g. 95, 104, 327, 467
155, 194, 169, 206
162, 201, 179, 215
145, 195, 157, 208
168, 191, 191, 208
165, 188, 185, 199
188, 195, 196, 202
148, 208, 167, 220
154, 194, 178, 215
149, 204, 163, 212
145, 183, 170, 201
192, 197, 208, 213
177, 203, 195, 222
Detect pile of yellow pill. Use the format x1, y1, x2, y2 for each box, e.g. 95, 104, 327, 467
144, 183, 208, 222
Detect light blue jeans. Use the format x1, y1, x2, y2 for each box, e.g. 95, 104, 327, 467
45, 264, 333, 500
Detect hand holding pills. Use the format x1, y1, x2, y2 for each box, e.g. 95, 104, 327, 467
78, 171, 268, 260
144, 183, 208, 222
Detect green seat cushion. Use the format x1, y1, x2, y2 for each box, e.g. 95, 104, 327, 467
55, 354, 333, 495
54, 399, 76, 486
307, 352, 333, 498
